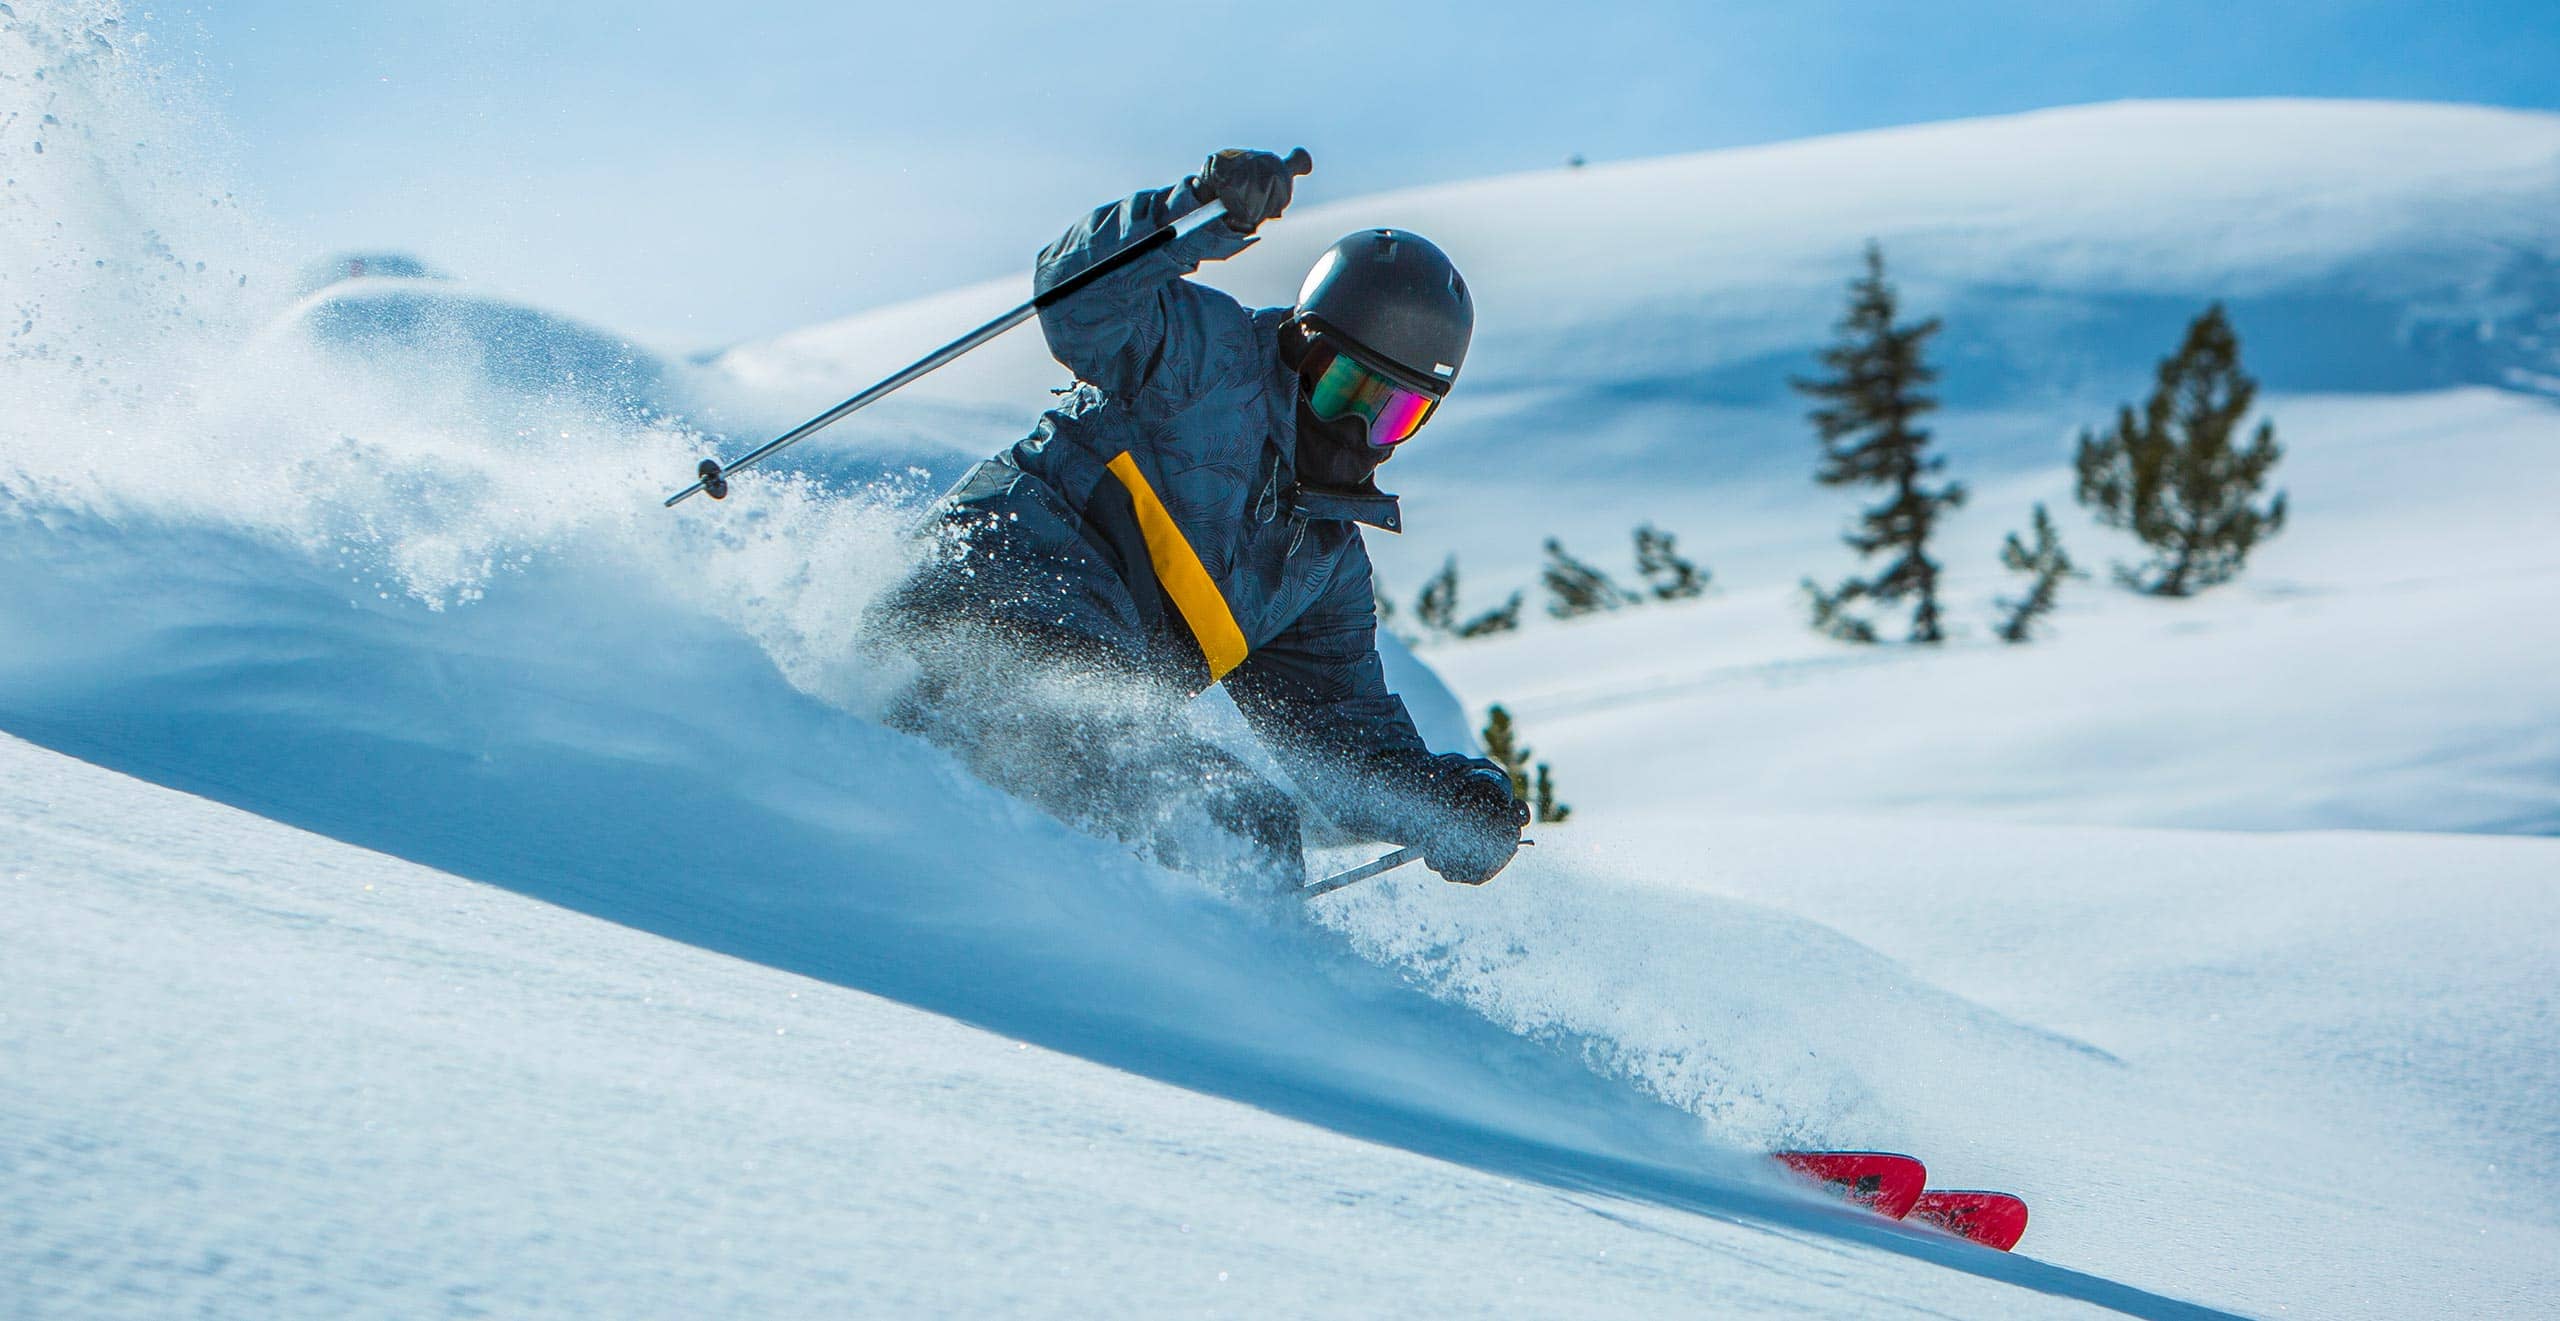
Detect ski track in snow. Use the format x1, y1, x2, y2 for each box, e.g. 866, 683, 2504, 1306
5, 6, 2557, 1315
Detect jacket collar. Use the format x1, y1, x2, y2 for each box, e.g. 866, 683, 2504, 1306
1288, 481, 1401, 533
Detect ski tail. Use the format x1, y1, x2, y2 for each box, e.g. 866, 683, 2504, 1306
1910, 1189, 2029, 1251
1772, 1151, 1927, 1220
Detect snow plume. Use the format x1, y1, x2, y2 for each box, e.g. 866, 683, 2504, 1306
1, 1, 270, 396
0, 2, 925, 708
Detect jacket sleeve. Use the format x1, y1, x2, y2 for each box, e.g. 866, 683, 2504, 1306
1034, 180, 1260, 402
1224, 544, 1502, 845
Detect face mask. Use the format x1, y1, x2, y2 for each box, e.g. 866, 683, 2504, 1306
1295, 391, 1387, 489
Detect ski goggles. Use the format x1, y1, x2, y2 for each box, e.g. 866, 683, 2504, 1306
1305, 343, 1441, 448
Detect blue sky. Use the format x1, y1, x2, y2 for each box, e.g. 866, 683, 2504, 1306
156, 0, 2560, 351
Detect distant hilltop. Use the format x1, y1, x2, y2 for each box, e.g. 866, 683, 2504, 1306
723, 99, 2560, 411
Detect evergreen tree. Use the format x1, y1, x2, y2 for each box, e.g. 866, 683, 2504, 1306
2074, 303, 2287, 596
1480, 705, 1531, 802
1454, 592, 1525, 639
1413, 557, 1461, 636
1532, 763, 1571, 824
1791, 242, 1967, 643
1480, 705, 1570, 823
1541, 538, 1638, 619
1994, 503, 2083, 643
1634, 523, 1708, 601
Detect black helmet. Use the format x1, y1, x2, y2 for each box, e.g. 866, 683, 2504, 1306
1291, 229, 1473, 396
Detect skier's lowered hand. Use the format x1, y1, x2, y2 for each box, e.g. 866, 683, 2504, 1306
1191, 148, 1302, 235
1423, 765, 1531, 886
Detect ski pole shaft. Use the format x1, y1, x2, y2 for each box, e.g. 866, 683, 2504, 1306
1301, 846, 1422, 898
1298, 837, 1532, 899
665, 148, 1312, 508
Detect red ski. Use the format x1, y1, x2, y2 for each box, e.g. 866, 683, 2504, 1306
1773, 1151, 1927, 1220
1910, 1189, 2029, 1251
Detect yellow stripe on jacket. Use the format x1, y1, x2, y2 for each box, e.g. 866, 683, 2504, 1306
1104, 450, 1249, 681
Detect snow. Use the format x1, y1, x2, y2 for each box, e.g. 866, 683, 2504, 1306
5, 731, 2143, 1319
5, 6, 2557, 1316
1425, 387, 2560, 834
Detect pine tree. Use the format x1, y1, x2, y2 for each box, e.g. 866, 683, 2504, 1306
1541, 538, 1638, 619
1634, 523, 1708, 601
1532, 763, 1571, 824
1994, 503, 2083, 643
1479, 705, 1531, 801
1791, 242, 1967, 643
2074, 304, 2287, 596
1413, 557, 1461, 636
1481, 705, 1571, 823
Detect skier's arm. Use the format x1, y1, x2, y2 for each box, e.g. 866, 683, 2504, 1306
1226, 550, 1527, 883
1033, 179, 1255, 400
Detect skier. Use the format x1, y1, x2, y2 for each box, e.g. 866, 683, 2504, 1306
868, 148, 1529, 890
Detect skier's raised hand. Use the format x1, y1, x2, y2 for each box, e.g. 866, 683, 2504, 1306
1191, 148, 1307, 235
1423, 766, 1531, 885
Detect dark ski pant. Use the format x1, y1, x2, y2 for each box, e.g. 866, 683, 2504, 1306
875, 614, 1306, 890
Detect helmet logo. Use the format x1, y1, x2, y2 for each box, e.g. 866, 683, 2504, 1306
1433, 363, 1456, 378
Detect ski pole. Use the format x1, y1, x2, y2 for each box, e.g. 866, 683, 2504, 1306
1300, 839, 1532, 899
1301, 846, 1422, 898
665, 148, 1313, 507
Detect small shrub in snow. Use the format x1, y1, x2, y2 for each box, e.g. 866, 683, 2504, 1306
1412, 555, 1522, 640
2074, 304, 2288, 597
1634, 523, 1709, 601
1533, 763, 1571, 825
1792, 242, 1967, 644
1801, 578, 1880, 644
1994, 503, 2083, 643
1414, 557, 1461, 636
1541, 537, 1638, 619
1455, 592, 1524, 639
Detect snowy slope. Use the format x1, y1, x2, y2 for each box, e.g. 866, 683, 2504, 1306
5, 7, 2557, 1316
1426, 386, 2560, 834
5, 730, 2163, 1319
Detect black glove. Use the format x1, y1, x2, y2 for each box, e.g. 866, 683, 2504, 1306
1421, 765, 1531, 886
1190, 148, 1298, 235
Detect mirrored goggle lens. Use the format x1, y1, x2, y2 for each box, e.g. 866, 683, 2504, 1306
1309, 351, 1439, 447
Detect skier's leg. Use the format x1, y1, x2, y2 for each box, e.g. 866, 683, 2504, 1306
863, 573, 1300, 883
1128, 735, 1306, 890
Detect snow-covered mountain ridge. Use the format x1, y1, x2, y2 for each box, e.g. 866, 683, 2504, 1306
723, 98, 2560, 423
